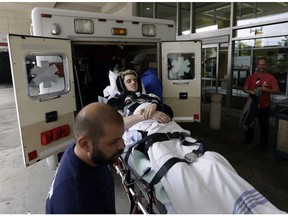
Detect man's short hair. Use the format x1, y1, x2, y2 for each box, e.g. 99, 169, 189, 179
73, 103, 123, 143
257, 57, 267, 64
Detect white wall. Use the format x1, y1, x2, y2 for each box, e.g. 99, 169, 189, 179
0, 9, 31, 35
0, 2, 133, 36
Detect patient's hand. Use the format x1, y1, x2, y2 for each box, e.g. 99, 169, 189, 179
151, 111, 171, 124
140, 103, 157, 119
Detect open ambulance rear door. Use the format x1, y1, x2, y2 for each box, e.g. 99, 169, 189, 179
8, 34, 76, 167
162, 41, 202, 122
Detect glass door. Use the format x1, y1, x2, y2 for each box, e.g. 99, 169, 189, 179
202, 44, 229, 105
202, 44, 218, 103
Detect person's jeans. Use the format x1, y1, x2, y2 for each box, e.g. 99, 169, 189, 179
245, 106, 270, 151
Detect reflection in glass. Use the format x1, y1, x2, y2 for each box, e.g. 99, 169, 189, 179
179, 2, 191, 36
195, 2, 230, 31
235, 3, 288, 25
202, 47, 217, 78
156, 2, 177, 24
237, 23, 288, 36
137, 2, 153, 18
235, 36, 288, 49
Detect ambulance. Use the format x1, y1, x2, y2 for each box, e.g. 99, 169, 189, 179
7, 7, 202, 167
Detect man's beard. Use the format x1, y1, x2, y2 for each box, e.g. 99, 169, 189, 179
90, 146, 124, 165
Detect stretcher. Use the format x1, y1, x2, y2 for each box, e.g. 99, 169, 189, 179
114, 119, 285, 214
104, 71, 285, 214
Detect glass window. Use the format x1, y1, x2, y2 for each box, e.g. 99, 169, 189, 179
167, 52, 195, 80
236, 23, 288, 40
201, 46, 218, 104
235, 3, 288, 26
195, 2, 231, 32
137, 2, 153, 18
26, 54, 70, 100
234, 35, 288, 49
179, 2, 191, 36
156, 2, 177, 23
202, 47, 217, 78
233, 38, 288, 96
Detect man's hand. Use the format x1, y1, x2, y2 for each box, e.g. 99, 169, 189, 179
260, 86, 270, 92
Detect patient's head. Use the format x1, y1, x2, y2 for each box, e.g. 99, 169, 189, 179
117, 70, 142, 93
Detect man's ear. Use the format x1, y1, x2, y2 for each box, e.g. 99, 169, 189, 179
77, 136, 92, 153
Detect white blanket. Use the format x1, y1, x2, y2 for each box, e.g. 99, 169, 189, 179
123, 120, 285, 214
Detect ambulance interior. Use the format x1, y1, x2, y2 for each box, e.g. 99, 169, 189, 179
72, 43, 158, 111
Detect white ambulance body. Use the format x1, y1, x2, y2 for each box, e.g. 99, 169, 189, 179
8, 7, 201, 166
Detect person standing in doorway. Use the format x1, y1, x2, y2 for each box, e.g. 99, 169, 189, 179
242, 57, 279, 152
130, 53, 163, 101
45, 102, 125, 213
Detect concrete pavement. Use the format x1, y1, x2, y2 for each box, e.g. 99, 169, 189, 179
0, 86, 129, 214
0, 87, 55, 213
1, 85, 288, 213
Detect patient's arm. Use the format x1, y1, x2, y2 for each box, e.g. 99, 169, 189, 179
123, 114, 145, 129
123, 110, 171, 129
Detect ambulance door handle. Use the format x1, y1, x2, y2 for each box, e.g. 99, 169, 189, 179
39, 95, 61, 102
172, 82, 189, 85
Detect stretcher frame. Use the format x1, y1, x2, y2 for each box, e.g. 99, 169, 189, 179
114, 156, 167, 214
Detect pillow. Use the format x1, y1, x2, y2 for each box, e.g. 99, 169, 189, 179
109, 70, 119, 89
103, 70, 120, 98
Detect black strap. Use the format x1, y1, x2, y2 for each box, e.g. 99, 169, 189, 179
123, 130, 148, 163
135, 132, 191, 158
125, 102, 140, 115
149, 157, 187, 186
124, 133, 167, 163
148, 145, 206, 187
124, 132, 202, 163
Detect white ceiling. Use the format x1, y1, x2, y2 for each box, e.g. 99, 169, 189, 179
0, 2, 107, 13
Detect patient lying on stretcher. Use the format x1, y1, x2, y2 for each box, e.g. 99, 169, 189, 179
107, 69, 173, 129
106, 70, 285, 214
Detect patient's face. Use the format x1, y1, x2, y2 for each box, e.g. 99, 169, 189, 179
124, 74, 138, 92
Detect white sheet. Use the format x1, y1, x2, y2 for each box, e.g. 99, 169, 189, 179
123, 120, 285, 214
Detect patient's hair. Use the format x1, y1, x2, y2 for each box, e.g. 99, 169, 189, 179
119, 69, 138, 80
116, 69, 142, 92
